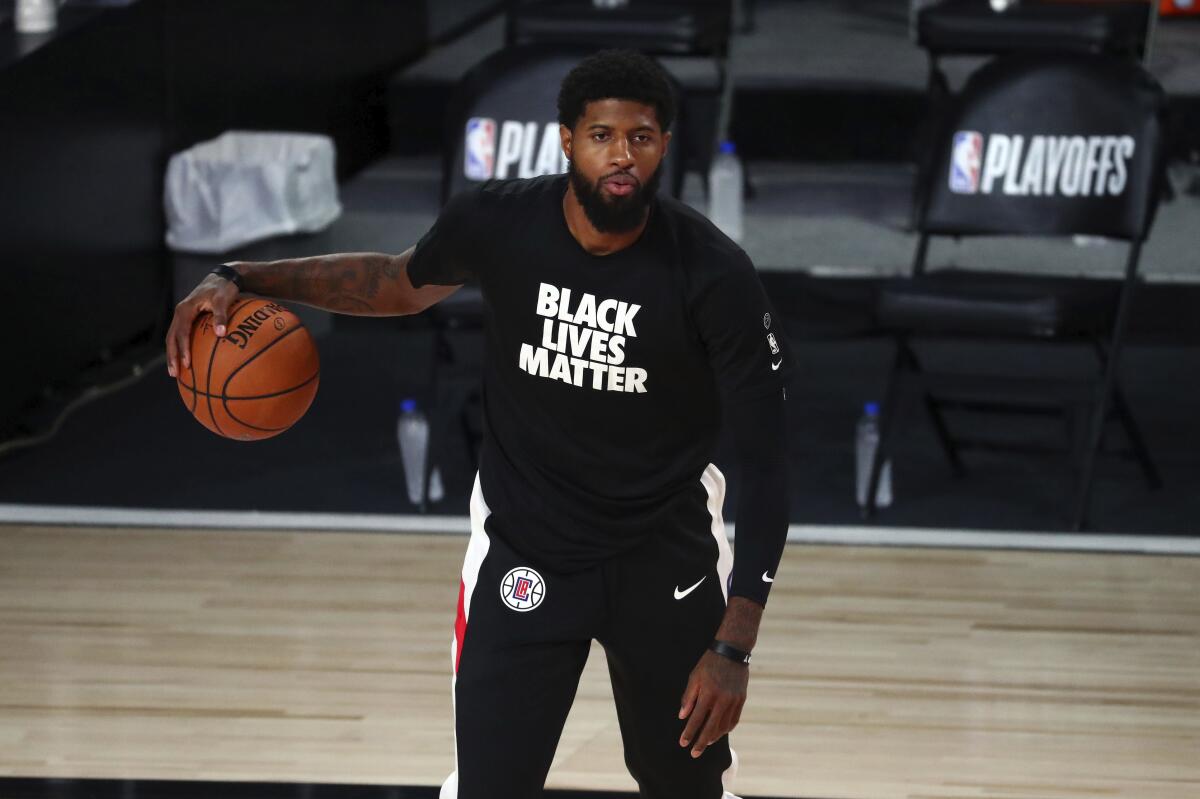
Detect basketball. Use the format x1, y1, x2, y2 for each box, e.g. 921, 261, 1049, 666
176, 299, 320, 440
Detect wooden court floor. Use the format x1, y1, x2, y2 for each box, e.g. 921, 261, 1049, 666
0, 524, 1196, 799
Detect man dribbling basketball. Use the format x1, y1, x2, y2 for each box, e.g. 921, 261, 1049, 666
167, 50, 792, 799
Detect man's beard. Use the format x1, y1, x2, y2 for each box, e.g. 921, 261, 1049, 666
568, 159, 662, 234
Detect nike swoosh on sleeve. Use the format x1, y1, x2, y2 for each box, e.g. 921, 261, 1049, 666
771, 360, 782, 371
762, 571, 774, 583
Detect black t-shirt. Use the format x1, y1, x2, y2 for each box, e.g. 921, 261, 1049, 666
408, 174, 793, 573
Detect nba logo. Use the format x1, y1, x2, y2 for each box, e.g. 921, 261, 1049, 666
464, 117, 496, 181
949, 131, 983, 194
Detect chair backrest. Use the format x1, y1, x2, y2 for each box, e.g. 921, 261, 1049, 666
442, 44, 683, 204
916, 0, 1153, 61
919, 52, 1166, 241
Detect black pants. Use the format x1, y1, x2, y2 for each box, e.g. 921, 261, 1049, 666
442, 466, 739, 799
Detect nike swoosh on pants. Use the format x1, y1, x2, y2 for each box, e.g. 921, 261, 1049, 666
673, 575, 706, 600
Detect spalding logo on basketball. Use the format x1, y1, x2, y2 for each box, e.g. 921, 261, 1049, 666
500, 567, 545, 612
177, 298, 320, 441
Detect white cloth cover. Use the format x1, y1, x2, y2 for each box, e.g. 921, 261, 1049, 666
164, 131, 342, 254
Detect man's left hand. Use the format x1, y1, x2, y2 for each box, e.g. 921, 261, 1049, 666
677, 649, 748, 758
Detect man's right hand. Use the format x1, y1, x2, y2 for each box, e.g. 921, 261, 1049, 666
166, 273, 241, 378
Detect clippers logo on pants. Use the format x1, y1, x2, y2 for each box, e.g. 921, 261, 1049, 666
500, 567, 545, 612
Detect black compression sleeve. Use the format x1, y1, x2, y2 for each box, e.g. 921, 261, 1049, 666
726, 388, 789, 607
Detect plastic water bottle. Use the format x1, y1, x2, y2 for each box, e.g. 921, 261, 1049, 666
707, 140, 744, 242
855, 402, 892, 509
396, 398, 444, 506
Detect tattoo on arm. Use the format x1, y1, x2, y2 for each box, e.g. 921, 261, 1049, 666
236, 252, 410, 315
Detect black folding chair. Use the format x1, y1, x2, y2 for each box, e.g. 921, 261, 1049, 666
441, 44, 684, 201
505, 0, 734, 161
916, 0, 1155, 91
864, 51, 1168, 531
414, 45, 685, 510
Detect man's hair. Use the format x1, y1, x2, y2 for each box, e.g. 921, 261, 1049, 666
557, 49, 676, 132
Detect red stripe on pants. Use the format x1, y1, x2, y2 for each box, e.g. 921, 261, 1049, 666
454, 579, 467, 674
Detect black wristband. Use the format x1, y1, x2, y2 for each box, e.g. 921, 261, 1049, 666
210, 263, 244, 291
709, 640, 751, 665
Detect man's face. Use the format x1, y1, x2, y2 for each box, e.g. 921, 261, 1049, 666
561, 98, 671, 233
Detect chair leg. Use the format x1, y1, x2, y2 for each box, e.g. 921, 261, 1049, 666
1090, 339, 1162, 490
864, 340, 907, 520
1076, 245, 1146, 531
1073, 388, 1112, 532
922, 394, 966, 477
1111, 386, 1163, 490
1074, 344, 1138, 531
903, 342, 965, 477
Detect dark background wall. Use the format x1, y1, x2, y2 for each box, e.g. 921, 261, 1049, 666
0, 0, 431, 436
161, 0, 429, 180
1, 3, 168, 434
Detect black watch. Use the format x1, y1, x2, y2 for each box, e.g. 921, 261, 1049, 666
210, 263, 244, 291
709, 640, 751, 665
